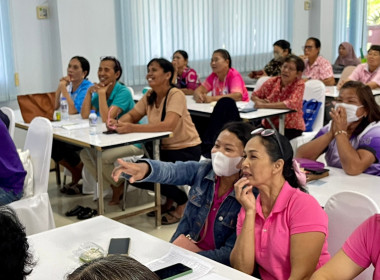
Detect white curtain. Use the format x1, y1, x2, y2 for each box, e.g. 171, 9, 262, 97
334, 0, 368, 59
0, 0, 16, 101
116, 0, 292, 86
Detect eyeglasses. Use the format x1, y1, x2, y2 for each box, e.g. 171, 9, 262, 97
251, 128, 284, 158
302, 45, 314, 51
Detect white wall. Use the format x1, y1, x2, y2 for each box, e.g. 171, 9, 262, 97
10, 0, 117, 95
292, 0, 311, 57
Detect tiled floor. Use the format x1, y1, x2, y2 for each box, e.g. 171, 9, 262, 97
49, 169, 177, 242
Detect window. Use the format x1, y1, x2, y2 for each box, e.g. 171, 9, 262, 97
0, 0, 16, 101
116, 0, 293, 86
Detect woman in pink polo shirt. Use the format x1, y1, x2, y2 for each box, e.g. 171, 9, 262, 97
193, 49, 248, 103
231, 128, 330, 279
311, 214, 380, 279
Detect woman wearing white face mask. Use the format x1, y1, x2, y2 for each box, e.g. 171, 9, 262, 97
296, 81, 380, 176
111, 122, 254, 265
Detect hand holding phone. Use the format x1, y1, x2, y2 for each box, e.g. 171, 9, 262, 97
153, 263, 193, 280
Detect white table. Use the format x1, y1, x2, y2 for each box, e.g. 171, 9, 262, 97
325, 86, 380, 98
307, 167, 380, 207
185, 96, 291, 135
16, 114, 171, 225
27, 216, 258, 280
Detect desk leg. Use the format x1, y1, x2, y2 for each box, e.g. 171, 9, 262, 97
279, 115, 285, 135
152, 139, 161, 227
96, 149, 104, 215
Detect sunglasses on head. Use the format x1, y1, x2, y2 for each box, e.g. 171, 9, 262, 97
251, 128, 284, 158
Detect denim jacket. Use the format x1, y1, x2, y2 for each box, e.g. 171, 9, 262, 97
138, 159, 241, 266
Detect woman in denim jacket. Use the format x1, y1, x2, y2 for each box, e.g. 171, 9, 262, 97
112, 122, 254, 265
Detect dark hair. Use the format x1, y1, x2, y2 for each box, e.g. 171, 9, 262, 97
100, 56, 123, 81
307, 37, 321, 49
220, 121, 254, 147
340, 81, 380, 136
67, 255, 159, 280
213, 49, 232, 68
252, 133, 305, 191
368, 45, 380, 54
284, 54, 305, 72
71, 56, 90, 79
273, 40, 292, 54
0, 206, 35, 279
147, 58, 175, 105
173, 50, 188, 61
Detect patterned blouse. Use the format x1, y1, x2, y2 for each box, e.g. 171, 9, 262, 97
253, 76, 306, 131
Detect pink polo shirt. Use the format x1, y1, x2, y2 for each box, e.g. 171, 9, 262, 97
237, 181, 330, 280
303, 56, 334, 81
202, 68, 249, 101
342, 214, 380, 279
349, 63, 380, 87
197, 177, 233, 250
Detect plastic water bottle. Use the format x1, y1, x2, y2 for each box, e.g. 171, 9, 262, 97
60, 97, 69, 120
89, 110, 98, 135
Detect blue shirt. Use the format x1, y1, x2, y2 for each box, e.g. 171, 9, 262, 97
91, 82, 134, 117
71, 79, 93, 113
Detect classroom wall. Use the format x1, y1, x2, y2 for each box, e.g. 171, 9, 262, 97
9, 0, 335, 95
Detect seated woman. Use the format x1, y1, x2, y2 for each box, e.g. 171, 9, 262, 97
172, 50, 201, 95
109, 58, 201, 222
52, 56, 92, 193
0, 121, 26, 205
193, 49, 248, 103
311, 214, 380, 280
112, 122, 254, 265
251, 55, 306, 140
296, 81, 380, 176
345, 45, 380, 90
333, 42, 360, 73
230, 128, 329, 279
301, 37, 335, 86
80, 56, 142, 201
249, 39, 292, 79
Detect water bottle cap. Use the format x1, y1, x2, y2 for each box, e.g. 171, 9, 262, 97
90, 110, 95, 113
61, 97, 67, 100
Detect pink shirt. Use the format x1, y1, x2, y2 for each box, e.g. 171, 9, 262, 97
349, 63, 380, 87
253, 76, 306, 131
237, 182, 330, 280
197, 177, 233, 251
303, 56, 334, 81
202, 68, 249, 101
342, 214, 380, 279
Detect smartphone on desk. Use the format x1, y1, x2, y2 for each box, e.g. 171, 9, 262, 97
107, 237, 130, 256
103, 130, 117, 134
304, 168, 329, 175
153, 263, 193, 280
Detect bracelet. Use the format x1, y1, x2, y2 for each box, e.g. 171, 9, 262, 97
334, 130, 347, 137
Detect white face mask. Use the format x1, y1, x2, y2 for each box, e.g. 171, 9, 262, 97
211, 151, 242, 177
273, 52, 282, 61
335, 103, 364, 123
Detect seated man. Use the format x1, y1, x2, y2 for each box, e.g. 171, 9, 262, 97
0, 206, 34, 279
342, 45, 380, 89
0, 120, 26, 205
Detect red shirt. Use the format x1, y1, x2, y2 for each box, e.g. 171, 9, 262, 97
253, 76, 306, 131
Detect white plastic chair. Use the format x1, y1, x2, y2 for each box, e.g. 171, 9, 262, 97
127, 86, 135, 99
324, 191, 380, 280
1, 106, 15, 139
290, 79, 325, 153
9, 117, 55, 235
337, 65, 357, 88
254, 76, 271, 91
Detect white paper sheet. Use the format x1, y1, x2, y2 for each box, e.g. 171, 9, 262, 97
145, 247, 213, 280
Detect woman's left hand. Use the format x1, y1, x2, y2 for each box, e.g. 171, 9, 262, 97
114, 121, 133, 134
234, 177, 256, 212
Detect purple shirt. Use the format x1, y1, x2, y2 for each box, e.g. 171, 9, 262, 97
349, 63, 380, 87
0, 121, 26, 195
315, 122, 380, 175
